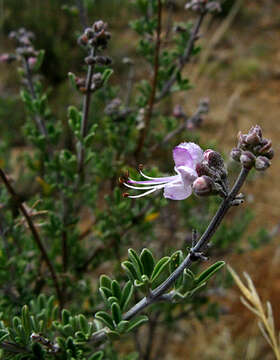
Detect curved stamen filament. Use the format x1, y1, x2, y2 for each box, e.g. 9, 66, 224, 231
128, 188, 159, 199
124, 182, 166, 191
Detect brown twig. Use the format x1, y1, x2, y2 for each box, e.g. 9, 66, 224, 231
0, 169, 63, 308
134, 0, 162, 160
156, 11, 206, 102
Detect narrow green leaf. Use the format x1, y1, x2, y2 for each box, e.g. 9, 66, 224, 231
195, 261, 225, 285
111, 280, 122, 301
99, 287, 112, 301
117, 320, 130, 333
101, 68, 113, 84
122, 261, 140, 281
89, 351, 104, 360
111, 302, 122, 325
62, 309, 71, 326
33, 50, 45, 71
128, 248, 144, 276
95, 311, 114, 330
120, 282, 133, 311
78, 314, 88, 333
125, 315, 148, 333
140, 248, 155, 278
151, 257, 170, 283
100, 275, 112, 289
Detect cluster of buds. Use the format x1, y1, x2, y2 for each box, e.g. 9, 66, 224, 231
73, 73, 104, 93
193, 149, 228, 197
0, 28, 39, 67
231, 125, 273, 171
173, 98, 209, 130
9, 28, 39, 65
78, 20, 111, 50
104, 98, 131, 121
185, 0, 221, 13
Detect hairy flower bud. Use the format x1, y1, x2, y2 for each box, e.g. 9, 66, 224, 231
230, 148, 241, 162
192, 176, 214, 196
204, 150, 224, 169
240, 151, 256, 169
264, 149, 274, 160
259, 138, 272, 155
85, 56, 96, 65
84, 27, 94, 39
255, 156, 270, 171
94, 56, 112, 65
173, 105, 184, 118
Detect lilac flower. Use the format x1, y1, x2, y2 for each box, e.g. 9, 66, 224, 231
123, 142, 204, 200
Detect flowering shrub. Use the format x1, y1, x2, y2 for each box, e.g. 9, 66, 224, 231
0, 1, 274, 359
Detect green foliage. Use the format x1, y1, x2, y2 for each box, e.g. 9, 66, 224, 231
0, 1, 268, 359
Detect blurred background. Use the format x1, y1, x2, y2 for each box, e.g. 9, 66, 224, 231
0, 0, 279, 358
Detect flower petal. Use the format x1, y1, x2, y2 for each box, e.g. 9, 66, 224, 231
173, 146, 193, 168
176, 166, 198, 187
174, 142, 203, 168
163, 182, 192, 200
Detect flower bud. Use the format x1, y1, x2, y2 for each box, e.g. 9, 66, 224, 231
204, 150, 224, 169
264, 149, 274, 160
94, 56, 112, 65
255, 156, 270, 171
192, 176, 214, 196
249, 125, 262, 139
259, 138, 272, 155
84, 27, 94, 39
245, 131, 261, 146
85, 56, 96, 65
240, 151, 255, 169
230, 148, 241, 162
28, 57, 37, 68
173, 105, 184, 118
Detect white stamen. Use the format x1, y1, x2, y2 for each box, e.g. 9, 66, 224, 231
128, 188, 158, 198
128, 177, 171, 186
124, 182, 166, 191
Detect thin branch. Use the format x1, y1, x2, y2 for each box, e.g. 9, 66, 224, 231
77, 47, 95, 178
76, 0, 88, 30
0, 169, 63, 308
92, 166, 250, 343
134, 0, 162, 160
156, 12, 206, 102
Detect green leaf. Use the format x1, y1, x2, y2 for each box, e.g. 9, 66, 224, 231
33, 50, 45, 71
78, 314, 89, 333
122, 261, 140, 281
111, 302, 122, 325
101, 68, 114, 84
117, 320, 130, 333
126, 315, 149, 333
68, 72, 76, 89
89, 351, 104, 360
32, 342, 45, 359
95, 311, 114, 330
151, 257, 170, 284
120, 281, 133, 311
128, 248, 144, 276
195, 261, 225, 286
111, 280, 122, 301
106, 330, 120, 341
100, 287, 112, 302
100, 275, 112, 289
62, 309, 71, 326
140, 248, 155, 278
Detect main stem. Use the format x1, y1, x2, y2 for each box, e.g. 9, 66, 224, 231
134, 0, 162, 160
92, 166, 249, 342
77, 47, 95, 178
0, 169, 63, 308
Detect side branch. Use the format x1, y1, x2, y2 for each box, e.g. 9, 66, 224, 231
156, 12, 206, 102
0, 169, 63, 308
23, 58, 48, 138
92, 166, 249, 343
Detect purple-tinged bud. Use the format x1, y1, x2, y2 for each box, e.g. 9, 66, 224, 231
245, 131, 261, 146
0, 54, 16, 64
28, 57, 37, 68
264, 149, 274, 160
237, 131, 248, 150
84, 27, 94, 39
192, 176, 214, 196
94, 56, 112, 65
255, 156, 270, 171
85, 56, 96, 65
240, 151, 256, 169
259, 139, 272, 155
173, 105, 184, 118
93, 20, 106, 32
204, 149, 224, 169
230, 148, 241, 162
249, 125, 262, 139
